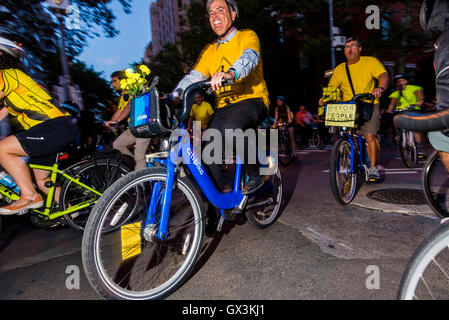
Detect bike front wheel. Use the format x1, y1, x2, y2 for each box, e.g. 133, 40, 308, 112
398, 220, 449, 299
245, 167, 282, 228
82, 167, 205, 300
330, 138, 358, 205
399, 130, 417, 168
422, 150, 449, 218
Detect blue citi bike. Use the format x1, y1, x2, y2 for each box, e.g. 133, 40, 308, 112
326, 93, 376, 205
82, 80, 283, 300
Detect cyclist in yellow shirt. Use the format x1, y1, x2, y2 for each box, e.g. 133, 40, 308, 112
0, 37, 78, 215
172, 0, 270, 194
273, 96, 296, 159
187, 92, 214, 131
322, 37, 389, 181
387, 74, 426, 158
104, 70, 151, 170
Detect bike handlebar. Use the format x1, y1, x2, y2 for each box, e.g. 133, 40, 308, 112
323, 93, 374, 106
352, 93, 375, 102
395, 108, 449, 132
179, 79, 233, 123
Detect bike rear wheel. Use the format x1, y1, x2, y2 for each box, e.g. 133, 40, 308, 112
330, 138, 358, 205
60, 159, 132, 231
422, 150, 449, 218
308, 131, 321, 149
82, 167, 205, 300
245, 167, 282, 228
398, 220, 449, 300
399, 130, 417, 168
278, 130, 291, 166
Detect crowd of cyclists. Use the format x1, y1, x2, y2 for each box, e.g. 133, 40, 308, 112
0, 0, 447, 216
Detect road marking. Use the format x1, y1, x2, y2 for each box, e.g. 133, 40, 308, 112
306, 227, 356, 253
306, 227, 333, 242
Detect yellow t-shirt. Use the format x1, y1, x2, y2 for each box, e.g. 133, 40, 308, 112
190, 101, 214, 128
275, 105, 293, 123
328, 56, 387, 104
117, 93, 131, 111
117, 93, 131, 123
193, 29, 270, 109
0, 68, 67, 130
389, 85, 423, 110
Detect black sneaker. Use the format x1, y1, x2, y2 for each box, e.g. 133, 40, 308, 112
242, 175, 268, 195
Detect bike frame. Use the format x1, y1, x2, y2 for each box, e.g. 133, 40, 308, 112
341, 128, 370, 173
0, 163, 102, 220
146, 124, 246, 240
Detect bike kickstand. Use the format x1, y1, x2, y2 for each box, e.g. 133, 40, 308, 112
216, 216, 225, 232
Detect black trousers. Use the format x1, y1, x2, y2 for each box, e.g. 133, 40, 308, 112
205, 98, 268, 190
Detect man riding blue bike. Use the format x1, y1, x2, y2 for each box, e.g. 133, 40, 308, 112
171, 0, 270, 194
321, 37, 390, 182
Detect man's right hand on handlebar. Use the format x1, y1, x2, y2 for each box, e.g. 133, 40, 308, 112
210, 71, 235, 91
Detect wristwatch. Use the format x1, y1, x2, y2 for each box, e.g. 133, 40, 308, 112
378, 86, 385, 92
228, 67, 238, 80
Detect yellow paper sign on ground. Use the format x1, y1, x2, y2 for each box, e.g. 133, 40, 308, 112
325, 103, 357, 127
121, 222, 142, 260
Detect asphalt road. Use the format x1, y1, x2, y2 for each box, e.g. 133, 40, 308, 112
0, 143, 441, 300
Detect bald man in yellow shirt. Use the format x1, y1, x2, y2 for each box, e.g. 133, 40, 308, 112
325, 37, 389, 181
187, 93, 214, 131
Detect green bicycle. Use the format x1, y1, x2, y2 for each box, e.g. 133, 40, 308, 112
0, 152, 133, 231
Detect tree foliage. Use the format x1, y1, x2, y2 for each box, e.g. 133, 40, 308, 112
147, 43, 185, 94
0, 0, 132, 79
0, 0, 132, 110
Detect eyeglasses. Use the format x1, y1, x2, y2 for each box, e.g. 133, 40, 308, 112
344, 44, 360, 50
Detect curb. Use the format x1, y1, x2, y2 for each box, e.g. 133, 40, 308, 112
351, 182, 437, 218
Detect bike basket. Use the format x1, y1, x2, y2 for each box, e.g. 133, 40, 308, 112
325, 102, 357, 127
356, 100, 374, 124
130, 88, 174, 138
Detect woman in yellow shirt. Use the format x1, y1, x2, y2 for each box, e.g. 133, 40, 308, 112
0, 38, 78, 215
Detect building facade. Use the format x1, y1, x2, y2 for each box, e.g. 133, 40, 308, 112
144, 0, 193, 63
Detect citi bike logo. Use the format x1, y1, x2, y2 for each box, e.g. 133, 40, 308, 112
169, 122, 279, 176
137, 114, 148, 121
186, 147, 204, 175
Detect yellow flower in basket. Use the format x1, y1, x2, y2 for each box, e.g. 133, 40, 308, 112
321, 86, 342, 103
139, 65, 151, 75
318, 106, 325, 116
121, 65, 151, 98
